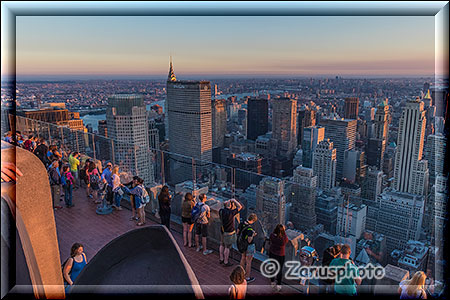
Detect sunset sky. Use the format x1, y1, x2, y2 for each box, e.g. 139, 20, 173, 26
14, 16, 435, 78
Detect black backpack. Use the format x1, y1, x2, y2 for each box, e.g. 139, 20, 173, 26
237, 222, 252, 253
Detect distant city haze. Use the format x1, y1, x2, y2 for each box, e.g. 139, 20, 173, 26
12, 16, 435, 78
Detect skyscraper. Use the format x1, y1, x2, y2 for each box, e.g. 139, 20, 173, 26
376, 189, 425, 254
106, 94, 154, 185
166, 60, 212, 184
424, 133, 446, 186
289, 166, 317, 231
344, 97, 359, 119
320, 117, 357, 180
247, 97, 268, 141
297, 106, 316, 147
313, 139, 337, 190
212, 98, 227, 148
367, 99, 390, 169
256, 177, 286, 234
302, 126, 325, 168
272, 97, 298, 157
393, 98, 429, 196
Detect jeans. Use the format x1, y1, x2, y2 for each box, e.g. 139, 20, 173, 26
269, 252, 285, 285
50, 185, 61, 207
64, 184, 73, 206
114, 191, 123, 207
71, 171, 79, 186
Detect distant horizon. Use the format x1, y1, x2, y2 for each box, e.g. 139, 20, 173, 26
6, 73, 438, 82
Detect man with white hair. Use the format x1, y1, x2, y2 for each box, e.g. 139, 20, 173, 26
219, 198, 243, 266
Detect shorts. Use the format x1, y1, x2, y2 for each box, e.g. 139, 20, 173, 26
134, 197, 143, 209
221, 231, 236, 248
246, 243, 256, 256
195, 223, 208, 237
182, 216, 193, 225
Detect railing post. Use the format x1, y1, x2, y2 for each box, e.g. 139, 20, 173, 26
92, 134, 96, 161
161, 151, 165, 185
48, 126, 52, 145
75, 130, 79, 152
60, 126, 64, 146
134, 145, 138, 175
111, 140, 115, 165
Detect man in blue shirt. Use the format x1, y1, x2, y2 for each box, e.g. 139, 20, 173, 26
101, 162, 113, 204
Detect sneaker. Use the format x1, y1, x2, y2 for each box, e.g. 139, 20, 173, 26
112, 204, 117, 209
116, 206, 123, 211
246, 277, 255, 283
276, 285, 282, 292
203, 250, 213, 255
196, 247, 201, 252
223, 262, 233, 267
219, 260, 224, 265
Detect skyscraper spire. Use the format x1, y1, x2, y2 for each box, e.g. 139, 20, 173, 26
168, 56, 177, 82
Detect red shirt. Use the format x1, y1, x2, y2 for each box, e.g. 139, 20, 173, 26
269, 233, 289, 257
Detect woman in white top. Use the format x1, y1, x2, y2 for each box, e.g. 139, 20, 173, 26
398, 271, 427, 299
111, 166, 123, 210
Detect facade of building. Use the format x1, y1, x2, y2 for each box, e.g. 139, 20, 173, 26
376, 188, 425, 255
367, 100, 390, 169
106, 94, 154, 185
212, 98, 227, 148
289, 166, 317, 231
424, 133, 446, 186
247, 97, 268, 141
315, 188, 341, 235
344, 97, 359, 119
312, 139, 337, 190
166, 62, 212, 184
272, 97, 298, 158
302, 126, 325, 168
256, 177, 286, 234
337, 203, 367, 239
393, 98, 429, 196
297, 106, 316, 147
320, 117, 357, 180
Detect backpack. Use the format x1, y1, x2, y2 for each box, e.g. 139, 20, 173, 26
90, 172, 100, 187
61, 173, 67, 186
140, 185, 150, 204
191, 203, 204, 223
237, 222, 252, 253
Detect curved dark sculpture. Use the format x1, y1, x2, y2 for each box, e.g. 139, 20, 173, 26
69, 225, 204, 298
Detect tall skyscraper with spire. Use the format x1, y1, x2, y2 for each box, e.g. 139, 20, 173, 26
393, 97, 429, 196
165, 58, 212, 184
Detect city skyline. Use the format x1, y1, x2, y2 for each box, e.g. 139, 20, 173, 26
12, 16, 436, 79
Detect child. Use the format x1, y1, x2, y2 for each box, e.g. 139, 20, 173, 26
229, 265, 247, 299
61, 165, 75, 207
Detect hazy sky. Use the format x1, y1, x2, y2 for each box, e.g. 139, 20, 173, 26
15, 16, 435, 78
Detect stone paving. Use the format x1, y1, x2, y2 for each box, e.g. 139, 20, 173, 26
53, 186, 302, 298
